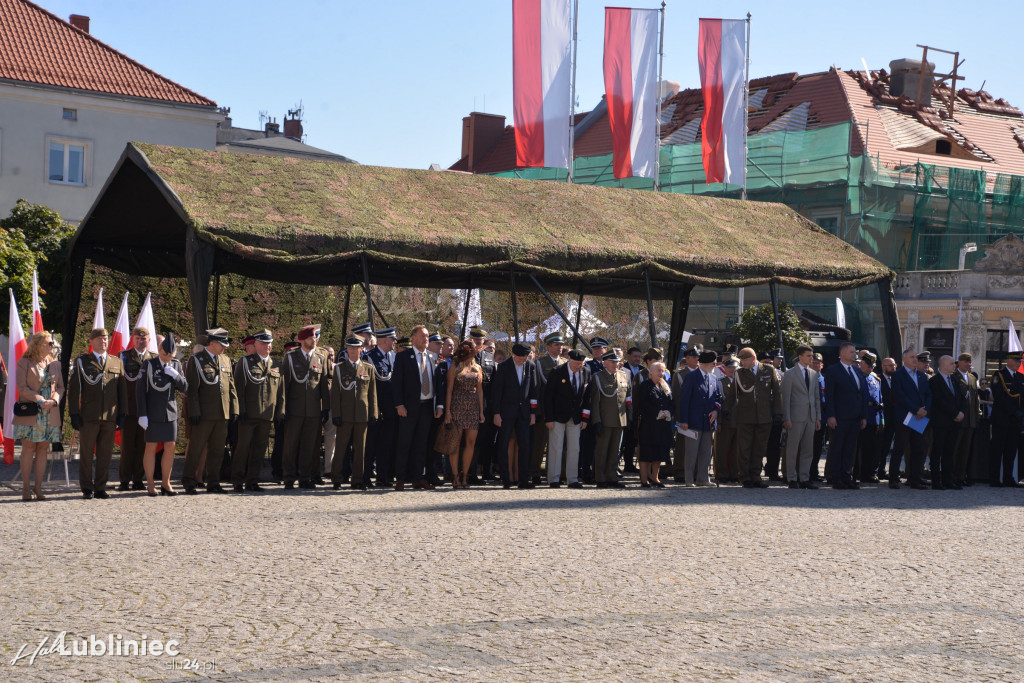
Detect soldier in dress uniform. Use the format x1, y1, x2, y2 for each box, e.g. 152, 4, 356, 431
137, 333, 188, 496
182, 328, 238, 494
469, 325, 498, 483
425, 332, 447, 486
713, 358, 741, 483
118, 327, 156, 491
579, 336, 609, 483
732, 347, 783, 488
331, 335, 378, 490
231, 329, 284, 492
68, 328, 129, 499
366, 327, 397, 486
352, 322, 374, 358
763, 349, 787, 481
591, 350, 632, 488
988, 350, 1023, 486
532, 333, 565, 484
281, 324, 331, 489
856, 352, 884, 483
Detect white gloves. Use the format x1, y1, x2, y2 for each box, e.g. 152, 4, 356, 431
138, 416, 149, 430
163, 364, 180, 379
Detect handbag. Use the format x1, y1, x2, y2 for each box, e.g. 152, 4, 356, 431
13, 402, 39, 417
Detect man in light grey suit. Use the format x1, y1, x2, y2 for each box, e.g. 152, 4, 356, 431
782, 344, 822, 488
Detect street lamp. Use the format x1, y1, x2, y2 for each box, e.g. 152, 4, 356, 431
958, 242, 977, 270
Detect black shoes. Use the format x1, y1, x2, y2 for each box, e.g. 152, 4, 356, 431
610, 481, 627, 489
549, 482, 562, 488
183, 486, 198, 495
206, 484, 229, 494
94, 490, 109, 499
283, 481, 295, 490
232, 484, 245, 493
246, 483, 264, 492
299, 480, 316, 490
82, 489, 93, 499
640, 482, 652, 488
567, 481, 583, 489
518, 482, 536, 489
117, 483, 131, 492
799, 481, 821, 489
131, 482, 146, 491
160, 486, 176, 496
351, 481, 367, 490
788, 481, 800, 489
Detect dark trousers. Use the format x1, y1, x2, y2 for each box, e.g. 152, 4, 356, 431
930, 422, 960, 486
952, 425, 974, 484
232, 418, 272, 486
183, 419, 228, 487
118, 418, 146, 486
496, 414, 533, 483
877, 421, 897, 477
857, 425, 880, 480
394, 400, 434, 483
579, 422, 596, 482
620, 429, 638, 469
988, 421, 1020, 484
79, 420, 117, 492
829, 419, 860, 482
898, 424, 928, 485
764, 422, 784, 477
811, 424, 829, 479
271, 420, 284, 480
472, 418, 497, 478
370, 414, 397, 484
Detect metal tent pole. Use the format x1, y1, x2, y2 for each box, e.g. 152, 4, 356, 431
461, 278, 474, 340
510, 264, 520, 343
644, 267, 658, 347
528, 274, 592, 353
769, 281, 785, 364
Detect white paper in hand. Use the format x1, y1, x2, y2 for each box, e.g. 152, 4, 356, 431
676, 426, 698, 439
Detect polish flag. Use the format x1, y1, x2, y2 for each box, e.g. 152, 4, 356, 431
108, 292, 131, 356
698, 18, 747, 185
3, 289, 28, 465
31, 270, 44, 333
1008, 320, 1024, 374
135, 293, 158, 354
512, 0, 572, 169
603, 7, 660, 179
88, 287, 104, 353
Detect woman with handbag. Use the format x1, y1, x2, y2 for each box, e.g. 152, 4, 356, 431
13, 331, 65, 501
435, 340, 485, 488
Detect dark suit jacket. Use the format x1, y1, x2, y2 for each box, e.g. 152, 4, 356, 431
392, 347, 441, 414
891, 366, 933, 425
928, 372, 965, 425
490, 357, 538, 422
824, 361, 868, 421
634, 379, 673, 447
989, 366, 1023, 426
676, 368, 722, 431
137, 358, 188, 423
543, 363, 591, 424
879, 372, 898, 426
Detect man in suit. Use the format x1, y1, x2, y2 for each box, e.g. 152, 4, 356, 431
68, 327, 129, 499
533, 333, 565, 484
118, 326, 155, 491
331, 335, 378, 490
579, 337, 609, 484
182, 328, 238, 494
676, 350, 722, 486
591, 350, 632, 488
823, 342, 868, 489
928, 355, 966, 489
392, 325, 442, 490
763, 349, 787, 481
366, 327, 397, 487
231, 329, 284, 492
713, 359, 741, 483
544, 349, 591, 488
890, 348, 933, 489
670, 346, 701, 481
469, 325, 498, 483
282, 324, 331, 489
492, 342, 539, 488
781, 344, 821, 488
733, 347, 782, 488
988, 350, 1023, 487
809, 353, 829, 482
953, 353, 981, 487
876, 357, 900, 480
856, 352, 884, 483
619, 347, 644, 473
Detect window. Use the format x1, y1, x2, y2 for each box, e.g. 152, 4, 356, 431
811, 211, 841, 235
47, 138, 86, 185
62, 108, 77, 121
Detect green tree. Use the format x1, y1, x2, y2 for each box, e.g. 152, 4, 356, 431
734, 301, 810, 357
0, 200, 76, 327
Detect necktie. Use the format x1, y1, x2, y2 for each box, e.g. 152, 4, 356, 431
946, 374, 953, 393
848, 365, 858, 388
572, 372, 577, 393
420, 352, 430, 395
804, 368, 810, 390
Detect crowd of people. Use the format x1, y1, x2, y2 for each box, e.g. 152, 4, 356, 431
4, 317, 1023, 501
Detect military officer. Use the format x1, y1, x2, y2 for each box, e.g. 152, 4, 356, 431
579, 336, 609, 483
282, 324, 331, 489
137, 333, 188, 496
366, 327, 397, 486
591, 350, 632, 488
988, 350, 1023, 486
68, 328, 129, 499
713, 358, 741, 483
733, 347, 783, 488
231, 329, 284, 492
182, 328, 238, 494
352, 322, 375, 359
331, 335, 378, 490
117, 326, 156, 491
953, 353, 981, 487
532, 333, 565, 484
856, 352, 884, 483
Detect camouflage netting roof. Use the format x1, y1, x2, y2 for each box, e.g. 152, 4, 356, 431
71, 142, 893, 298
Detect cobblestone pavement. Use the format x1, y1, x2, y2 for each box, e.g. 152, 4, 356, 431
2, 456, 1023, 681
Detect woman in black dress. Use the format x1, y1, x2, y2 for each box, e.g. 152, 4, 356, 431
634, 361, 673, 488
138, 334, 188, 496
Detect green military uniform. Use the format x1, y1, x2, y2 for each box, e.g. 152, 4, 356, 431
118, 346, 155, 489
591, 367, 631, 485
329, 352, 377, 487
183, 346, 238, 490
733, 361, 783, 486
713, 372, 740, 481
282, 343, 331, 486
68, 351, 128, 494
231, 351, 284, 487
532, 350, 565, 479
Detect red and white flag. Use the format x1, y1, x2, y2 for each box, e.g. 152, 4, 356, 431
512, 0, 572, 169
108, 292, 131, 356
698, 18, 746, 185
603, 7, 660, 179
3, 289, 28, 465
136, 293, 158, 354
88, 287, 105, 353
31, 270, 43, 334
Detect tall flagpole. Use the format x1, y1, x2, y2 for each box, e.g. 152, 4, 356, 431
654, 1, 666, 191
741, 12, 751, 200
567, 0, 579, 183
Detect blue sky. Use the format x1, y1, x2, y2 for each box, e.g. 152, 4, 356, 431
41, 0, 1021, 169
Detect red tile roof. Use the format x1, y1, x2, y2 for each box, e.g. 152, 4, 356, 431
0, 0, 215, 106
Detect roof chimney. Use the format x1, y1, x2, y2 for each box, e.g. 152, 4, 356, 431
889, 58, 934, 107
265, 120, 280, 136
69, 14, 90, 33
460, 112, 506, 173
283, 115, 303, 140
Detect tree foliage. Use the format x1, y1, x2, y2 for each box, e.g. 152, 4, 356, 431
0, 200, 76, 327
734, 301, 810, 357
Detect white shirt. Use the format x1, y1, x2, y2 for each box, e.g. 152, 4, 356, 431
93, 351, 106, 365
906, 365, 917, 389
415, 348, 434, 400
515, 361, 525, 385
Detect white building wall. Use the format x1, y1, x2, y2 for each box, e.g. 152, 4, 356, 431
0, 83, 220, 223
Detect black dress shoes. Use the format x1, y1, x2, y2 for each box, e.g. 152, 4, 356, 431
299, 480, 316, 489
863, 476, 881, 484
117, 483, 131, 492
245, 483, 264, 492
147, 490, 158, 497
131, 482, 146, 491
94, 490, 109, 499
82, 490, 93, 499
283, 481, 295, 490
567, 481, 583, 489
799, 481, 820, 489
160, 486, 176, 496
206, 484, 229, 494
183, 486, 198, 495
788, 481, 800, 489
549, 482, 562, 488
232, 484, 245, 493
333, 483, 342, 490
351, 481, 367, 490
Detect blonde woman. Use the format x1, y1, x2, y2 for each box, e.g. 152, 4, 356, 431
634, 361, 673, 488
13, 331, 64, 501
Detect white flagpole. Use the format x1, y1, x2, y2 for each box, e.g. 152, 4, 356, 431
567, 0, 579, 183
654, 1, 666, 191
741, 12, 751, 201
